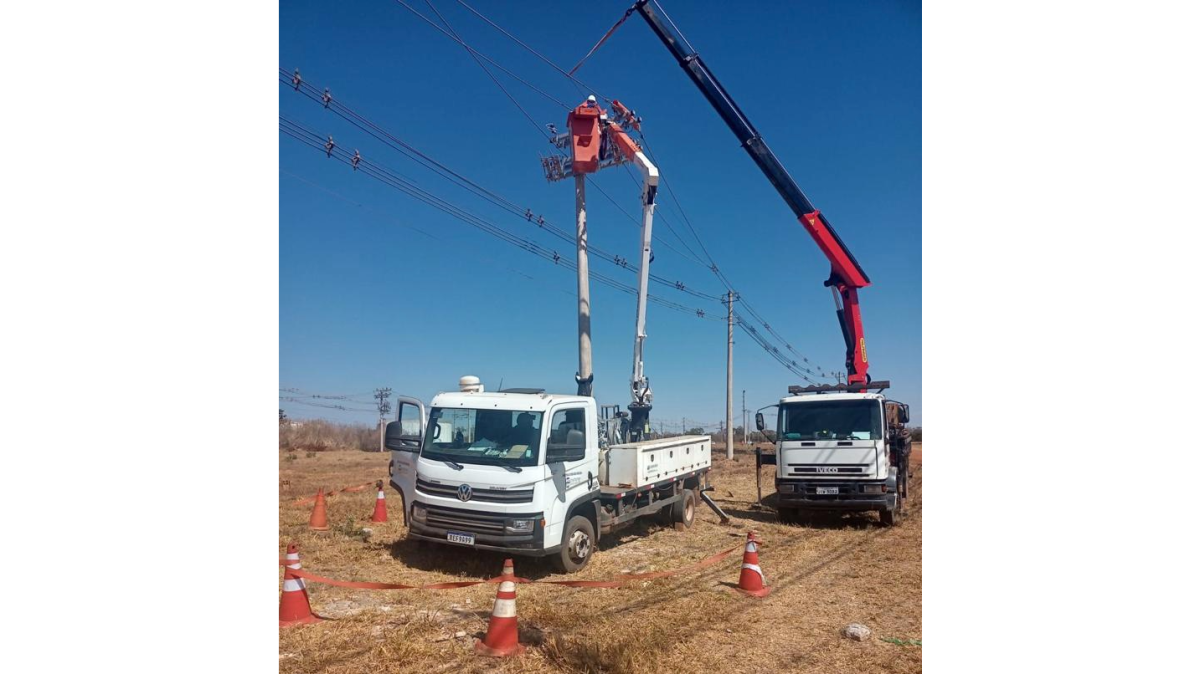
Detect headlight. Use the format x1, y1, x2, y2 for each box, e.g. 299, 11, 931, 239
411, 503, 427, 523
861, 484, 885, 494
505, 518, 536, 533
778, 483, 795, 493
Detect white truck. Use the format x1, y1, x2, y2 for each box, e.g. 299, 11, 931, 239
386, 377, 715, 573
755, 381, 911, 526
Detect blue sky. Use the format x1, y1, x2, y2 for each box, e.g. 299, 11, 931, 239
279, 0, 921, 429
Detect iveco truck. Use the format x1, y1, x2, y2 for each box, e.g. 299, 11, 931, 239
386, 377, 714, 573
756, 381, 911, 526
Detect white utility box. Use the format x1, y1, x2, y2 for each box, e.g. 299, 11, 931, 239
605, 435, 712, 488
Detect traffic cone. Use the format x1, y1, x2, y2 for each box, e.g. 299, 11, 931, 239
734, 531, 772, 598
474, 559, 525, 657
308, 488, 329, 531
283, 542, 308, 596
370, 480, 388, 523
279, 544, 321, 627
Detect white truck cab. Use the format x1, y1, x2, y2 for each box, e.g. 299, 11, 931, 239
757, 382, 910, 526
386, 377, 714, 572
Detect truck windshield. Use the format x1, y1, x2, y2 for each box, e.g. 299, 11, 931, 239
780, 400, 882, 441
421, 407, 543, 467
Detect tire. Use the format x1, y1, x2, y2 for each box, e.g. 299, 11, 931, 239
779, 507, 807, 526
880, 507, 897, 527
672, 489, 696, 531
553, 515, 596, 574
656, 500, 674, 527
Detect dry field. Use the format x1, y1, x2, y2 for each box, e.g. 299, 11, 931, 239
279, 443, 922, 673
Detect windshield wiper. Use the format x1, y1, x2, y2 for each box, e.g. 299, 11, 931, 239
501, 465, 523, 473
441, 459, 464, 471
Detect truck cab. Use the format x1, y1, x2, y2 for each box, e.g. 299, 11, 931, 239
386, 376, 715, 572
759, 383, 907, 526
387, 383, 604, 571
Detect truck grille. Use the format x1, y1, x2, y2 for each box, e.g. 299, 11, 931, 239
416, 478, 534, 503
423, 503, 536, 535
787, 464, 870, 477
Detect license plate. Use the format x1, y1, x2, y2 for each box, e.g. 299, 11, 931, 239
446, 531, 475, 545
816, 486, 839, 495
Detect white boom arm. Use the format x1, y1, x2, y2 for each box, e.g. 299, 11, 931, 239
629, 150, 659, 408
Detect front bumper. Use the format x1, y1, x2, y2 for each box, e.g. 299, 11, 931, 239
407, 501, 557, 557
775, 479, 897, 512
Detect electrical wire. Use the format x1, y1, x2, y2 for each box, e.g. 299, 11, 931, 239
281, 71, 721, 302
279, 117, 718, 320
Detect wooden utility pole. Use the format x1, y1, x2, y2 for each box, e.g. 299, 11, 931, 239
575, 175, 593, 396
726, 291, 734, 460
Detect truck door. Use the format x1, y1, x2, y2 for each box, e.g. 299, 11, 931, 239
544, 404, 599, 546
385, 395, 425, 524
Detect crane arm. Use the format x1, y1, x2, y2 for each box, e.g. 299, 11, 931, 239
631, 0, 873, 386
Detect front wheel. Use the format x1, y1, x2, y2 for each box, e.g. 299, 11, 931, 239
553, 515, 596, 574
880, 507, 899, 527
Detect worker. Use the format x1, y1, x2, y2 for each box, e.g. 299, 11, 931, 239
512, 412, 539, 447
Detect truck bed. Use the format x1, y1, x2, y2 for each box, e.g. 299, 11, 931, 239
605, 434, 712, 489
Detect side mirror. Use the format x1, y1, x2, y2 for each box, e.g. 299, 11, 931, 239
755, 412, 765, 432
385, 421, 418, 452
900, 406, 910, 424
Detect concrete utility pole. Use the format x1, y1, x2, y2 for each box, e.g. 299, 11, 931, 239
726, 290, 734, 460
574, 175, 594, 397
374, 387, 393, 453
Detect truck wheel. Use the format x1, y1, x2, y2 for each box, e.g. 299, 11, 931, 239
553, 515, 595, 574
655, 500, 674, 527
778, 507, 797, 525
672, 489, 696, 531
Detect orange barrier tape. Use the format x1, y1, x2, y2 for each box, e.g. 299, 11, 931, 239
278, 544, 743, 591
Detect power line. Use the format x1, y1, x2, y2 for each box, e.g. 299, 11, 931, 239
389, 0, 571, 110
279, 117, 717, 320
281, 71, 721, 302
279, 396, 378, 413
452, 0, 596, 100
388, 3, 838, 378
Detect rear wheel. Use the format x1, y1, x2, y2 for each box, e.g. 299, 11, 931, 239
672, 489, 696, 531
553, 515, 595, 574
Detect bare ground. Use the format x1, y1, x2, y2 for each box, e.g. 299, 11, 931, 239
279, 443, 922, 673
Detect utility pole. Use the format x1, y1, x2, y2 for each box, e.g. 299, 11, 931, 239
742, 389, 747, 445
725, 290, 735, 460
574, 175, 594, 397
374, 387, 392, 453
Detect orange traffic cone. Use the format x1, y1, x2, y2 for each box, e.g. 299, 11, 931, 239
370, 480, 388, 523
308, 488, 329, 531
283, 542, 308, 596
475, 559, 525, 657
279, 544, 321, 627
734, 531, 772, 597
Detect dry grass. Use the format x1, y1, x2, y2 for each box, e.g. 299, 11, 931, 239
280, 419, 378, 453
279, 443, 922, 673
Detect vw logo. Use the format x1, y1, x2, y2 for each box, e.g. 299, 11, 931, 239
457, 484, 472, 502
